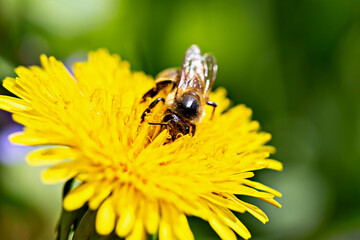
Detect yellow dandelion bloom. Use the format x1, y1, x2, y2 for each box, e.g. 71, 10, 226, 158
0, 49, 282, 240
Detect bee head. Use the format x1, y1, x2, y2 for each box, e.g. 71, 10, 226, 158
176, 92, 200, 120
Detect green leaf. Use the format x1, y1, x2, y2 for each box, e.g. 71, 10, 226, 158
89, 232, 121, 240
56, 178, 89, 240
56, 206, 88, 240
73, 209, 97, 240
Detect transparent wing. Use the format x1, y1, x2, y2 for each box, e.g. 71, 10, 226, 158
202, 53, 217, 95
177, 45, 218, 99
177, 45, 204, 93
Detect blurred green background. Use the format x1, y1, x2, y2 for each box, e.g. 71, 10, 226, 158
1, 0, 360, 239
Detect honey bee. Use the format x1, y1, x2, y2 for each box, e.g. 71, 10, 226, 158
141, 45, 218, 141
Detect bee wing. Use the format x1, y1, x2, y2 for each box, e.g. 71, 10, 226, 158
177, 45, 217, 100
177, 45, 203, 94
202, 53, 217, 96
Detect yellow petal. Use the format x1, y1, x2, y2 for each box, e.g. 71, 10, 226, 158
12, 113, 44, 128
242, 179, 282, 197
96, 197, 116, 235
9, 132, 49, 146
239, 201, 269, 224
229, 218, 251, 239
220, 193, 269, 223
211, 206, 251, 239
159, 203, 174, 240
209, 218, 237, 240
159, 219, 173, 240
263, 159, 283, 171
229, 185, 275, 199
115, 206, 135, 237
143, 199, 159, 234
125, 218, 145, 240
260, 197, 282, 208
26, 146, 76, 166
63, 183, 95, 211
201, 193, 246, 213
89, 184, 113, 210
41, 161, 79, 184
2, 77, 31, 102
0, 95, 31, 112
260, 145, 276, 154
174, 213, 194, 240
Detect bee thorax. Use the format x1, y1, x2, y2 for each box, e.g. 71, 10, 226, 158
174, 93, 200, 120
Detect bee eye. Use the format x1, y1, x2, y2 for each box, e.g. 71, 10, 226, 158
178, 95, 199, 119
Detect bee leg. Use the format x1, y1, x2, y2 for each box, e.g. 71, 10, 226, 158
191, 123, 196, 137
141, 80, 176, 103
206, 100, 218, 120
141, 97, 165, 122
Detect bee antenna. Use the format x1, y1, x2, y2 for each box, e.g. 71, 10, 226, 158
148, 122, 168, 126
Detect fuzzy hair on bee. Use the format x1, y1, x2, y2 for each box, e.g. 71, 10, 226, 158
141, 45, 218, 141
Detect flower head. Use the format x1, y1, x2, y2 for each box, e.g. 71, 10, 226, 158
0, 49, 282, 239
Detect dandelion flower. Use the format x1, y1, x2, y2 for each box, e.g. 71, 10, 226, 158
0, 49, 282, 240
